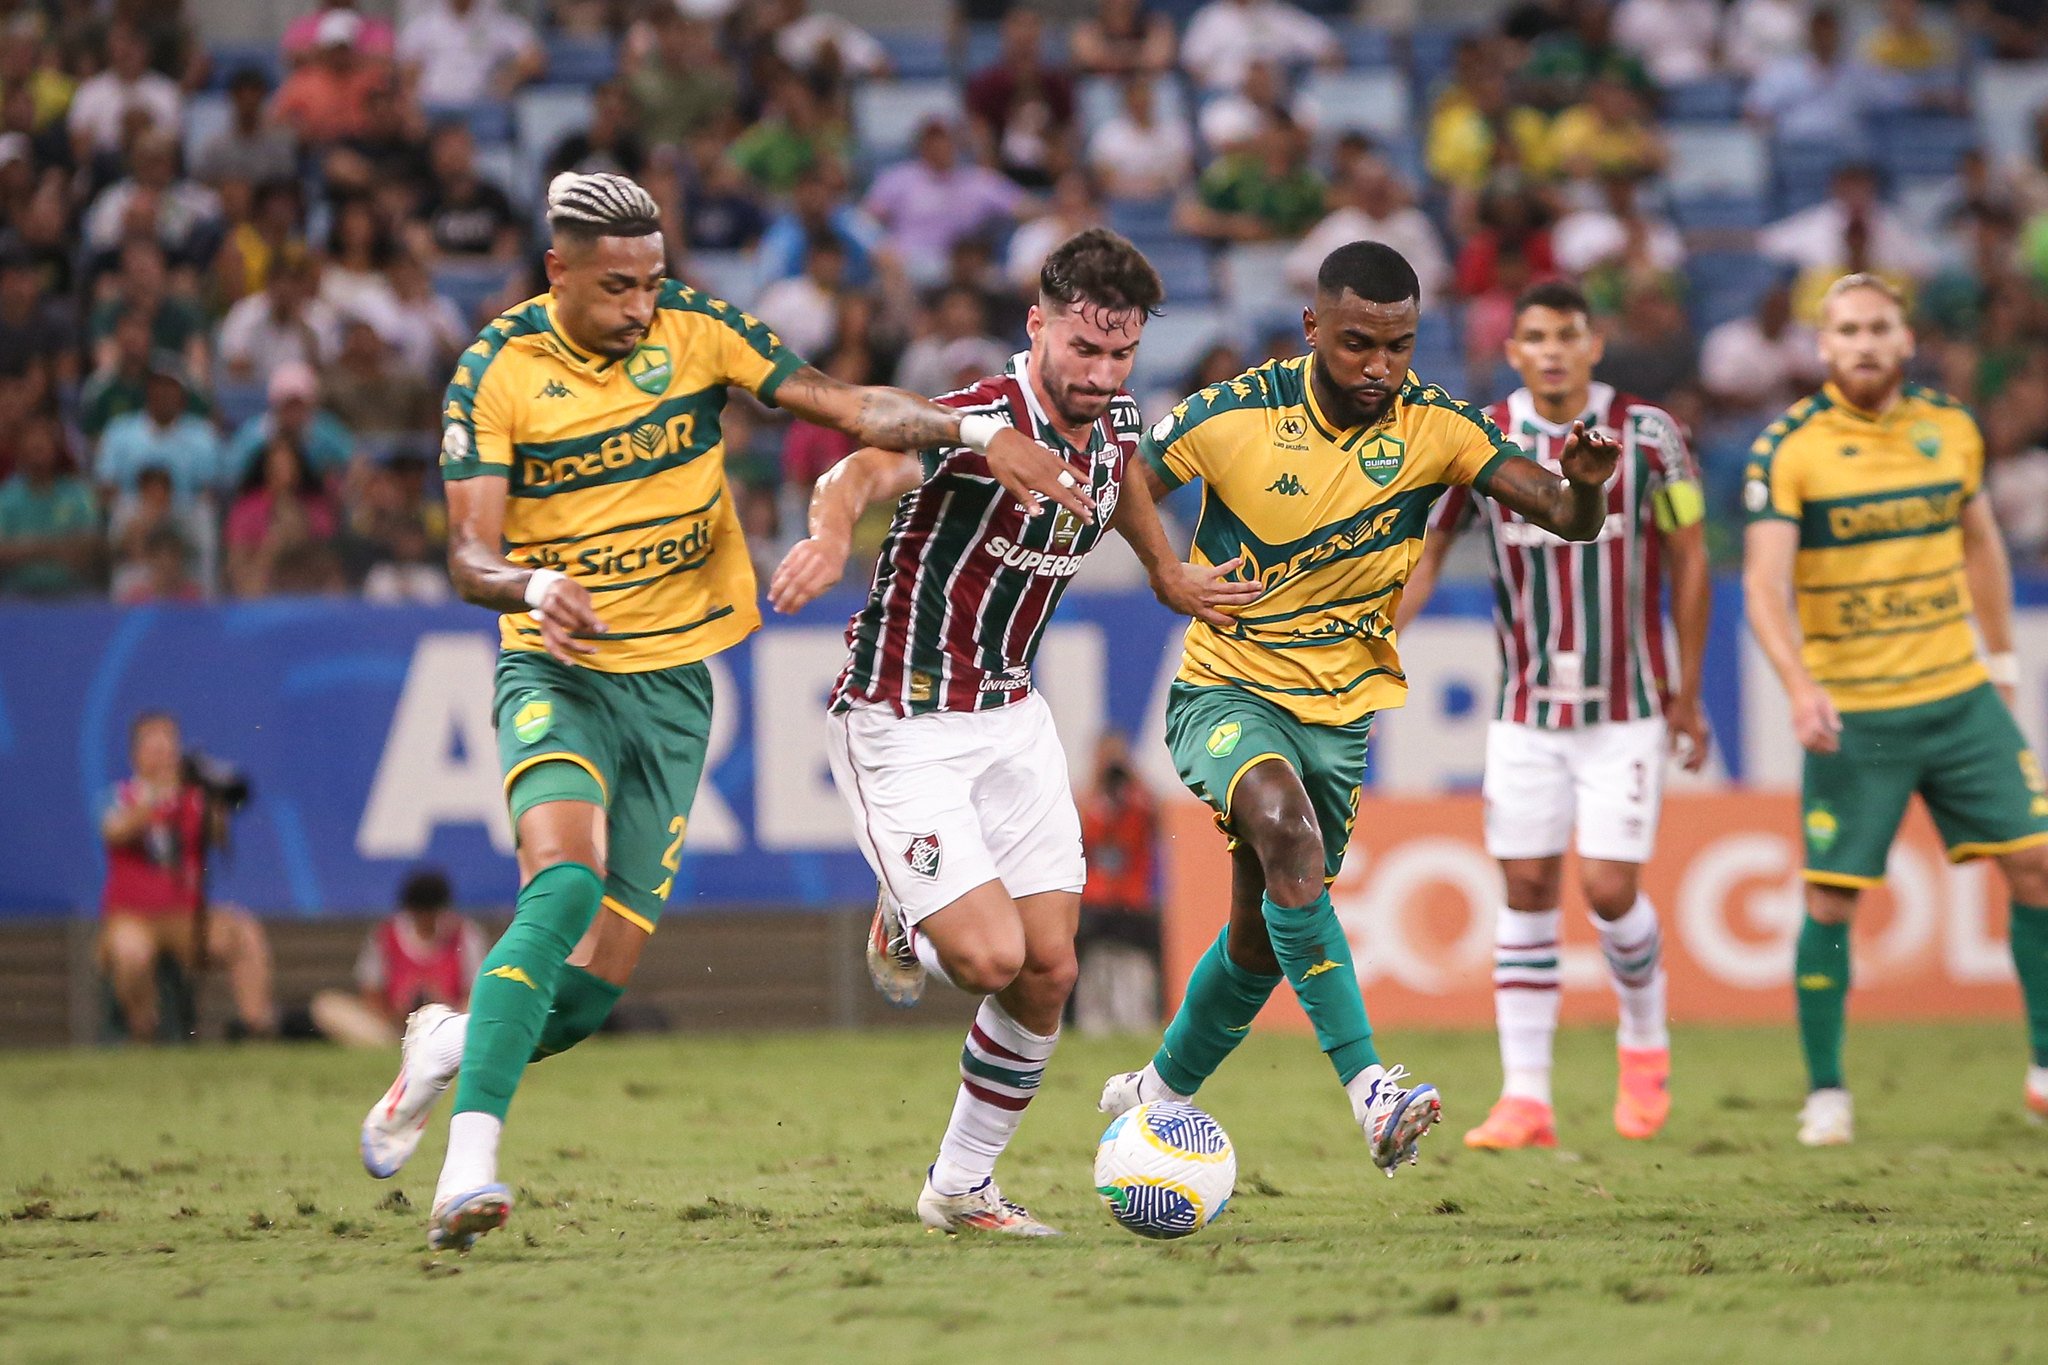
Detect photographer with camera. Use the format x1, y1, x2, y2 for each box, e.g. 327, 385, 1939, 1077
1072, 732, 1163, 1035
99, 712, 277, 1042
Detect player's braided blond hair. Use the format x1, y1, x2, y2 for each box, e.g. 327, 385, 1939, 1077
545, 172, 660, 238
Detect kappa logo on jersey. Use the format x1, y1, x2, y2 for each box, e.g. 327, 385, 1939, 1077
536, 378, 573, 399
486, 964, 538, 989
1805, 805, 1840, 853
904, 833, 942, 879
1205, 721, 1242, 758
1356, 432, 1406, 486
625, 344, 672, 395
1267, 472, 1307, 497
512, 695, 552, 744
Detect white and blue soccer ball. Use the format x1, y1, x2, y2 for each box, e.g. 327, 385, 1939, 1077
1093, 1101, 1236, 1239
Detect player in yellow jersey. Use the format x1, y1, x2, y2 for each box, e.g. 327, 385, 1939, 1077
355, 173, 1095, 1253
1744, 273, 2048, 1146
1098, 242, 1623, 1176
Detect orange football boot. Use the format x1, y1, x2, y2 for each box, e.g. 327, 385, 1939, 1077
1615, 1046, 1672, 1139
1462, 1095, 1557, 1149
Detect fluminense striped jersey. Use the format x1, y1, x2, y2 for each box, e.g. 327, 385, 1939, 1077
830, 351, 1138, 716
1429, 384, 1703, 728
440, 283, 804, 672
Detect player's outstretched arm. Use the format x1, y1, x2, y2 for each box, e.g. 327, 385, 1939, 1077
445, 476, 605, 666
773, 365, 1095, 523
1960, 492, 2022, 710
767, 448, 922, 614
1112, 462, 1261, 629
1743, 518, 1840, 754
1481, 421, 1619, 542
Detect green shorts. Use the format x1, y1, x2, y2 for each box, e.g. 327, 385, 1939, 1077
1163, 681, 1374, 881
1802, 682, 2048, 887
494, 650, 716, 932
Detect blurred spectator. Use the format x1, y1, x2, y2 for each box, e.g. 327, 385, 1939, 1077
1180, 0, 1338, 94
782, 343, 871, 493
0, 416, 99, 598
318, 195, 400, 329
1611, 0, 1721, 87
0, 241, 77, 390
412, 121, 520, 262
308, 868, 484, 1046
1287, 153, 1450, 305
895, 283, 1008, 398
1071, 0, 1177, 78
631, 12, 739, 149
1198, 58, 1312, 156
1425, 54, 1553, 199
1072, 732, 1160, 1035
81, 129, 222, 267
1722, 0, 1813, 78
1595, 281, 1699, 400
323, 319, 437, 448
213, 179, 308, 305
1547, 75, 1665, 183
730, 68, 844, 196
756, 232, 850, 360
272, 9, 386, 146
862, 118, 1025, 287
771, 0, 890, 82
192, 68, 297, 188
96, 359, 222, 502
224, 433, 342, 598
1699, 280, 1823, 412
1863, 0, 1958, 71
1004, 170, 1102, 297
99, 712, 276, 1041
324, 82, 430, 200
382, 252, 469, 374
218, 252, 340, 383
1759, 162, 1933, 316
1087, 75, 1193, 201
1551, 171, 1685, 307
1519, 0, 1654, 112
225, 361, 356, 486
547, 79, 648, 184
1744, 6, 1912, 145
109, 463, 216, 599
344, 455, 449, 601
67, 22, 182, 158
758, 159, 879, 287
398, 0, 542, 108
678, 133, 767, 253
2005, 107, 2048, 222
1920, 205, 2025, 339
1987, 421, 2048, 563
966, 9, 1076, 190
83, 310, 198, 438
0, 21, 74, 133
1177, 112, 1324, 244
284, 0, 396, 67
1970, 0, 2048, 62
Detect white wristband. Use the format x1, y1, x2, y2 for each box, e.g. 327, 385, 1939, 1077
524, 567, 566, 615
958, 413, 1004, 455
1986, 651, 2020, 687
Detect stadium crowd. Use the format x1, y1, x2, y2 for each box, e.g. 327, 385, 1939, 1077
3, 0, 2048, 602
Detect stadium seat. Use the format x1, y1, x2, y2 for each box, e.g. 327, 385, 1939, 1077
1414, 303, 1465, 381
1299, 69, 1410, 141
1132, 306, 1236, 390
433, 261, 517, 326
1669, 194, 1771, 232
1685, 251, 1784, 331
1218, 242, 1297, 323
1147, 239, 1218, 306
851, 79, 964, 159
515, 88, 594, 204
1972, 61, 2048, 166
1662, 77, 1743, 123
472, 143, 519, 199
425, 102, 515, 146
207, 41, 280, 90
1663, 124, 1768, 227
1107, 196, 1176, 243
1338, 23, 1395, 69
213, 378, 268, 433
1406, 26, 1470, 102
181, 91, 230, 170
960, 22, 1006, 72
874, 27, 952, 80
1871, 111, 1979, 182
686, 250, 761, 310
540, 36, 617, 88
1771, 139, 1856, 216
1077, 74, 1191, 136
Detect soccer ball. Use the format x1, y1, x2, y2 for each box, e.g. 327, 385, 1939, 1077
1093, 1101, 1236, 1239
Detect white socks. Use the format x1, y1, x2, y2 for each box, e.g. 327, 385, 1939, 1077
1494, 907, 1562, 1106
1344, 1062, 1389, 1114
930, 998, 1057, 1195
911, 929, 956, 990
1138, 1061, 1192, 1105
435, 1111, 502, 1207
1595, 895, 1669, 1051
420, 1011, 468, 1086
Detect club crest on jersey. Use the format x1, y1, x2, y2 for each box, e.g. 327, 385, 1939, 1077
904, 833, 942, 879
1911, 420, 1941, 459
1205, 721, 1242, 758
625, 345, 672, 395
512, 694, 553, 744
1804, 805, 1839, 853
1356, 433, 1406, 486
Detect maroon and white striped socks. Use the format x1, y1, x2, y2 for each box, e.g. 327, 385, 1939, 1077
929, 998, 1057, 1195
1494, 907, 1563, 1106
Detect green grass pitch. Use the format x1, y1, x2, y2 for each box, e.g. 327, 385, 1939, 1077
2, 1022, 2044, 1364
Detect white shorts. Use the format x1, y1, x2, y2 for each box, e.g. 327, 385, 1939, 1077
1482, 718, 1667, 864
825, 691, 1086, 925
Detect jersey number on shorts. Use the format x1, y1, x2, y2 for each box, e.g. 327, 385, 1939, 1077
652, 815, 686, 900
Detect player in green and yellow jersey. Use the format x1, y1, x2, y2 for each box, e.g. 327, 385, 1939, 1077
1744, 273, 2048, 1146
355, 173, 1095, 1253
1098, 242, 1625, 1176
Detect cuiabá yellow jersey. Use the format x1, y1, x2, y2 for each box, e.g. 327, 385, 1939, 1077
1745, 380, 1988, 711
439, 283, 805, 673
1142, 358, 1518, 724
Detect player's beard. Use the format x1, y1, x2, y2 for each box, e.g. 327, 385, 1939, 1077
1311, 354, 1393, 428
1830, 357, 1906, 410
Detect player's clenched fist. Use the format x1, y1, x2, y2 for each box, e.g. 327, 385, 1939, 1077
1559, 419, 1621, 487
525, 571, 605, 666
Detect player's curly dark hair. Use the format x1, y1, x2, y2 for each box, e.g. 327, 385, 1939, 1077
1316, 240, 1419, 305
1512, 279, 1593, 321
1039, 228, 1164, 319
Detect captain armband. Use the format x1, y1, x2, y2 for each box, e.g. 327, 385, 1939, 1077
1652, 480, 1706, 533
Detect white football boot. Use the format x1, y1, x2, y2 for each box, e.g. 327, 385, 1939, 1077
1797, 1087, 1854, 1146
1098, 1063, 1188, 1115
917, 1170, 1059, 1237
427, 1184, 512, 1253
1351, 1064, 1443, 1176
360, 1004, 460, 1178
866, 889, 925, 1007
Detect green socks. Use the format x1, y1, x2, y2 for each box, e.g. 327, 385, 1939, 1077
452, 862, 605, 1120
2009, 902, 2048, 1067
1264, 891, 1379, 1084
1795, 915, 1851, 1091
530, 963, 625, 1062
1153, 927, 1282, 1095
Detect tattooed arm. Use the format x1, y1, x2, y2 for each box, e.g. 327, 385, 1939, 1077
1480, 420, 1620, 542
773, 365, 1095, 522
